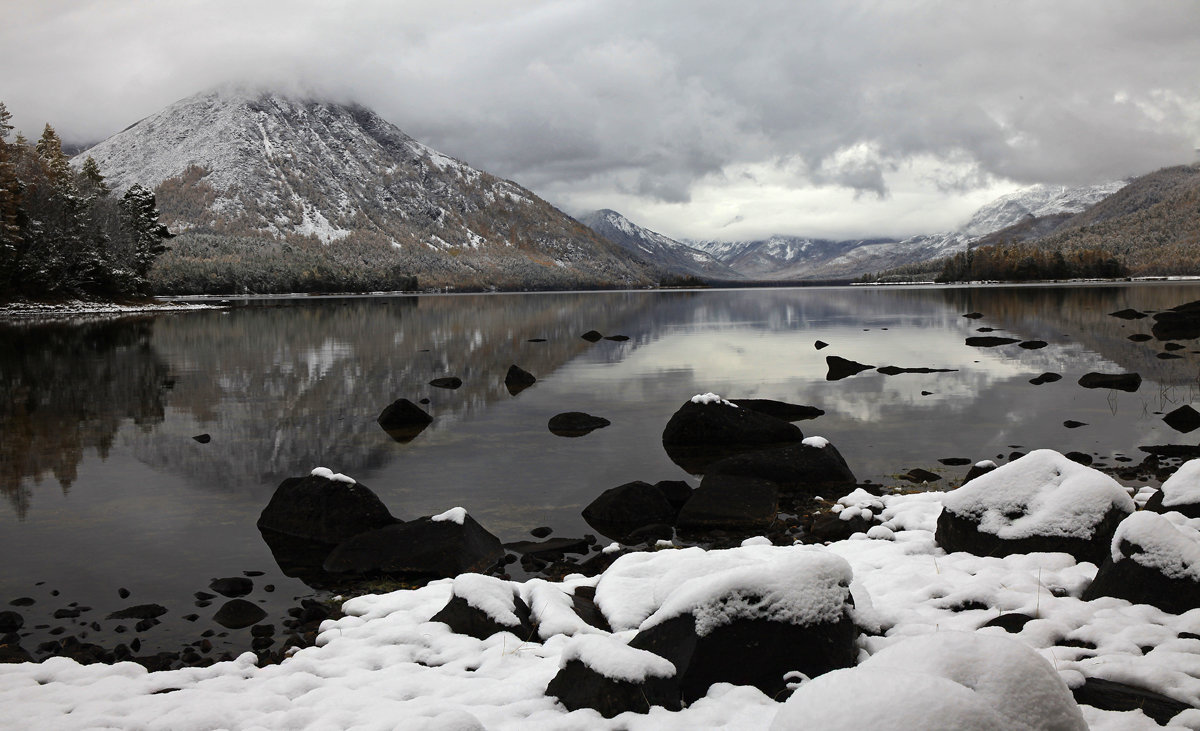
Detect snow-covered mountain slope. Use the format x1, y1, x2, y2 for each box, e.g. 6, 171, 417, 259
689, 180, 1128, 281
577, 209, 742, 281
74, 86, 653, 289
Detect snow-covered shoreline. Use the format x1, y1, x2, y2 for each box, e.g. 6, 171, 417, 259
0, 299, 216, 320
3, 475, 1199, 730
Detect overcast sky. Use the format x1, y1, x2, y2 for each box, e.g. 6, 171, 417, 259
3, 0, 1198, 241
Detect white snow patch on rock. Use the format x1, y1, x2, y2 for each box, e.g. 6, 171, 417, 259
310, 466, 356, 484
1112, 512, 1200, 581
690, 392, 736, 407
559, 634, 676, 682
1161, 460, 1200, 508
432, 507, 468, 525
450, 574, 521, 627
802, 436, 829, 448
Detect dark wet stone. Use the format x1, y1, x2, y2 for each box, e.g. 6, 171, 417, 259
1072, 677, 1190, 725
135, 618, 159, 632
962, 312, 984, 319
876, 365, 957, 375
0, 611, 23, 633
1139, 445, 1200, 460
182, 614, 199, 622
654, 480, 693, 511
580, 330, 604, 342
976, 327, 995, 332
0, 644, 33, 663
1165, 342, 1186, 351
419, 398, 430, 404
192, 434, 211, 444
323, 514, 504, 579
1078, 372, 1141, 392
662, 399, 802, 473
504, 364, 537, 395
814, 340, 829, 350
1018, 340, 1048, 349
256, 474, 397, 545
213, 599, 267, 630
428, 376, 462, 389
376, 398, 433, 442
1157, 352, 1183, 360
548, 412, 611, 437
527, 338, 546, 342
804, 511, 873, 542
980, 613, 1035, 633
53, 608, 80, 619
530, 526, 553, 538
570, 586, 612, 633
1110, 308, 1148, 320
1064, 420, 1087, 429
1127, 333, 1153, 342
194, 592, 216, 600
921, 390, 933, 396
825, 355, 874, 380
1065, 452, 1094, 466
938, 458, 972, 466
502, 537, 591, 561
1008, 451, 1026, 461
582, 482, 676, 531
250, 624, 275, 637
8, 597, 34, 607
705, 441, 856, 492
675, 475, 779, 534
965, 336, 1021, 347
1164, 405, 1200, 434
1151, 300, 1200, 341
209, 577, 253, 598
243, 570, 264, 577
728, 399, 824, 422
106, 604, 167, 620
604, 335, 630, 341
546, 656, 682, 718
961, 461, 998, 485
118, 588, 130, 599
430, 593, 534, 641
900, 468, 941, 483
1029, 372, 1063, 385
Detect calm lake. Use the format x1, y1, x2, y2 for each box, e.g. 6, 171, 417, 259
3, 282, 1200, 660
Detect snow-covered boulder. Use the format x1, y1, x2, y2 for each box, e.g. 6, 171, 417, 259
322, 508, 504, 578
1144, 459, 1200, 519
256, 469, 397, 544
771, 631, 1087, 730
704, 437, 856, 492
662, 394, 803, 472
935, 449, 1134, 564
551, 545, 858, 712
429, 573, 535, 640
1083, 511, 1200, 613
805, 488, 883, 542
376, 398, 433, 442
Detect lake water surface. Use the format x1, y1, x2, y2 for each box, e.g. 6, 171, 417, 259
4, 282, 1200, 660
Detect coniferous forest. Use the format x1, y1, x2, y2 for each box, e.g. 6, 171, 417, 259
0, 102, 173, 303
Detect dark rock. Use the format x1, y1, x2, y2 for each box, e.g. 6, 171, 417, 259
1157, 352, 1183, 360
937, 506, 1128, 565
938, 458, 972, 466
675, 474, 779, 534
1165, 342, 1186, 351
376, 398, 433, 442
0, 644, 33, 663
604, 335, 630, 342
250, 624, 274, 637
1063, 420, 1087, 429
728, 399, 824, 422
570, 586, 612, 633
814, 340, 829, 350
502, 537, 591, 561
976, 327, 995, 332
804, 511, 873, 542
654, 480, 693, 511
209, 577, 253, 598
876, 365, 957, 375
1152, 299, 1200, 341
1084, 538, 1200, 615
504, 364, 537, 395
900, 468, 941, 484
1072, 677, 1190, 725
1164, 406, 1200, 435
118, 587, 130, 599
323, 513, 504, 578
430, 592, 535, 641
1065, 452, 1094, 466
106, 603, 167, 620
212, 599, 267, 630
825, 355, 874, 380
1029, 372, 1063, 385
192, 434, 211, 444
1139, 445, 1200, 460
530, 526, 553, 539
980, 613, 1035, 633
962, 312, 984, 319
53, 608, 80, 619
428, 376, 463, 389
546, 656, 681, 717
704, 441, 856, 492
527, 338, 547, 342
243, 570, 264, 577
134, 618, 160, 632
1018, 340, 1048, 349
1127, 333, 1153, 342
418, 398, 430, 404
965, 336, 1021, 347
662, 398, 802, 473
256, 473, 397, 545
8, 597, 33, 607
194, 592, 216, 600
580, 330, 604, 342
548, 412, 611, 437
583, 482, 677, 538
1110, 308, 1148, 320
0, 611, 23, 633
1078, 372, 1141, 392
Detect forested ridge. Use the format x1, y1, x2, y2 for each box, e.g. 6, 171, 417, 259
0, 102, 172, 302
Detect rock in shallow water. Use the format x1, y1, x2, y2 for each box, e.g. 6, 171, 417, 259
547, 411, 610, 437
322, 512, 503, 578
256, 473, 397, 545
376, 398, 433, 442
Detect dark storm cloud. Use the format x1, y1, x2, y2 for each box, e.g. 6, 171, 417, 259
2, 0, 1196, 239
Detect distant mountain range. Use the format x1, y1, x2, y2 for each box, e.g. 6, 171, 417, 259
574, 209, 742, 282
74, 86, 654, 290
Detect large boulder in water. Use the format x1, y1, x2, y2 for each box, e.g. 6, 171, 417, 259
935, 449, 1134, 564
1077, 372, 1141, 392
504, 365, 537, 395
582, 481, 677, 536
323, 507, 504, 578
1152, 300, 1200, 341
728, 399, 824, 422
662, 394, 802, 472
771, 631, 1087, 730
1083, 511, 1200, 614
377, 399, 433, 442
704, 436, 855, 492
256, 469, 398, 545
674, 474, 779, 534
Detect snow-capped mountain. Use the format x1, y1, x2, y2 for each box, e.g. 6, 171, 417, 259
74, 86, 653, 289
577, 209, 742, 281
689, 180, 1128, 281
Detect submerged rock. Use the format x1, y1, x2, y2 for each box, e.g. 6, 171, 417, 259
548, 412, 611, 437
728, 399, 824, 422
825, 355, 874, 381
504, 364, 537, 395
213, 599, 267, 630
376, 398, 434, 442
209, 577, 253, 598
582, 481, 677, 537
428, 376, 463, 389
1077, 372, 1141, 392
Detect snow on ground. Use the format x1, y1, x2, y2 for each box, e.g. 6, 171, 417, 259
0, 300, 214, 320
4, 489, 1200, 729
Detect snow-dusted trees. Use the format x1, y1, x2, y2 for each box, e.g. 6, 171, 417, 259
0, 104, 173, 302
